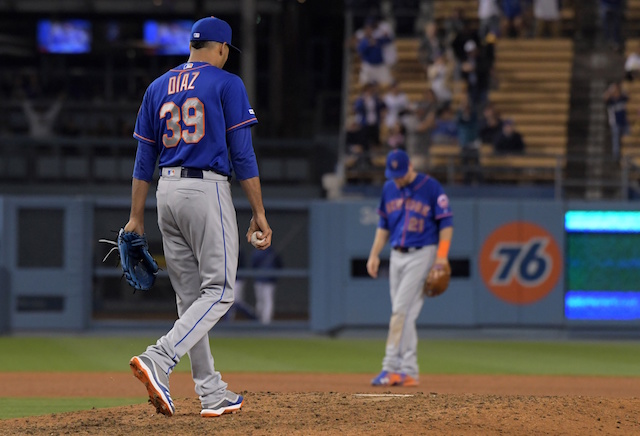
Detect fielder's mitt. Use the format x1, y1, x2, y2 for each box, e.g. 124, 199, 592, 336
99, 228, 159, 292
423, 262, 451, 298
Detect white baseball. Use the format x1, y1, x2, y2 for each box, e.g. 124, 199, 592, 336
251, 231, 265, 247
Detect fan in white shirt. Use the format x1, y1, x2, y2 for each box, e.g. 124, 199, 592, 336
382, 81, 410, 129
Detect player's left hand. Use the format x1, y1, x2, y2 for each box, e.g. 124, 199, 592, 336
124, 219, 144, 236
424, 258, 451, 297
430, 257, 449, 280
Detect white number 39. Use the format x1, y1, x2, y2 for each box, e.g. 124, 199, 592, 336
159, 97, 205, 148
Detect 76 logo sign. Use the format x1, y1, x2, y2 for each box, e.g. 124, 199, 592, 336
480, 222, 562, 305
490, 238, 552, 287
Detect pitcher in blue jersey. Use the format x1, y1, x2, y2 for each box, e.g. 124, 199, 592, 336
367, 149, 453, 387
126, 16, 272, 418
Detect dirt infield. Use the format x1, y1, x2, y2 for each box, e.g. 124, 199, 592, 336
1, 372, 640, 435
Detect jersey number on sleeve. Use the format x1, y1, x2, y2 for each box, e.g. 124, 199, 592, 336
159, 97, 205, 148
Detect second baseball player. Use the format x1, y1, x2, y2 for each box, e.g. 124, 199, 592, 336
367, 149, 453, 387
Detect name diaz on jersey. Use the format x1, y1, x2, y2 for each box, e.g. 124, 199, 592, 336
167, 72, 200, 95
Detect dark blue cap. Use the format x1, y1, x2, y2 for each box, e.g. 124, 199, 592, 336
190, 17, 241, 53
385, 149, 410, 179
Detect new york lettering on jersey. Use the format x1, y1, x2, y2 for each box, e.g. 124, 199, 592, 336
377, 174, 451, 247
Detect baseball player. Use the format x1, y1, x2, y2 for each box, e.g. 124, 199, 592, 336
250, 246, 283, 324
126, 16, 272, 417
367, 149, 453, 387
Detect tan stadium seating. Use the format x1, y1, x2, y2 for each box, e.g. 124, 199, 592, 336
345, 9, 574, 184
433, 0, 575, 35
621, 38, 640, 167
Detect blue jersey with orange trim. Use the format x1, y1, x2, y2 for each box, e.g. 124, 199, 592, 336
133, 61, 258, 178
377, 173, 453, 247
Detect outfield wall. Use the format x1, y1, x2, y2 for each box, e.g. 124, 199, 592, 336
310, 199, 640, 332
0, 195, 639, 332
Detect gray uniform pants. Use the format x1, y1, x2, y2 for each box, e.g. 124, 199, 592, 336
382, 245, 436, 379
144, 168, 238, 407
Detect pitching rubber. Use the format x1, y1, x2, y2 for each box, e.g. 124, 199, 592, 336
129, 356, 175, 416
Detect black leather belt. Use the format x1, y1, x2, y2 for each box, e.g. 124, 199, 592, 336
178, 167, 230, 180
181, 168, 204, 178
393, 246, 423, 253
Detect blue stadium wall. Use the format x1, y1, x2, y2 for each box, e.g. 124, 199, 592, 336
1, 195, 640, 332
310, 199, 640, 333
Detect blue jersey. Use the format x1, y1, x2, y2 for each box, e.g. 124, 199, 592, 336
377, 173, 453, 247
250, 246, 282, 283
133, 61, 258, 180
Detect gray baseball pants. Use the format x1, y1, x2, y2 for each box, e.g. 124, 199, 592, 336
144, 168, 239, 407
382, 245, 436, 379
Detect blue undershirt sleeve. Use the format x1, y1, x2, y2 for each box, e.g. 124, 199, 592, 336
132, 141, 159, 182
227, 126, 259, 180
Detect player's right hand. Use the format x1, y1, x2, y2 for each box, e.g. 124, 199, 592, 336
246, 215, 272, 250
367, 256, 380, 279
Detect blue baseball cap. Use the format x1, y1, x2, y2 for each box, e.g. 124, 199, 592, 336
385, 149, 410, 179
190, 17, 241, 53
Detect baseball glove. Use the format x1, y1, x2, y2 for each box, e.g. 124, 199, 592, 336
99, 229, 159, 292
423, 262, 451, 298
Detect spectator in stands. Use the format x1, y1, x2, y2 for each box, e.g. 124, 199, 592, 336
21, 94, 64, 139
478, 0, 501, 38
456, 97, 483, 184
479, 103, 504, 144
376, 16, 398, 68
431, 104, 458, 145
382, 81, 410, 130
354, 82, 386, 157
461, 40, 492, 109
386, 120, 407, 151
501, 0, 524, 38
428, 52, 453, 106
444, 7, 466, 49
451, 19, 481, 83
604, 81, 629, 159
625, 41, 640, 81
493, 119, 526, 154
533, 0, 561, 38
354, 15, 398, 68
357, 17, 394, 86
600, 0, 623, 52
417, 21, 445, 70
404, 89, 438, 157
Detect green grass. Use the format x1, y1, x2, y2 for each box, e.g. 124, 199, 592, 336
2, 336, 640, 420
0, 398, 140, 419
0, 336, 639, 377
